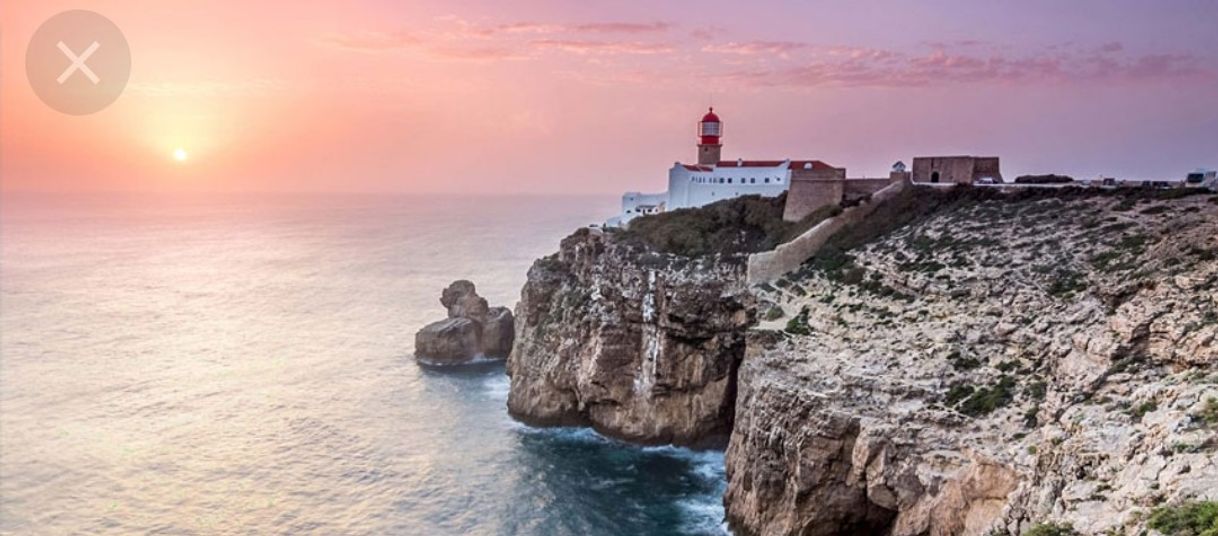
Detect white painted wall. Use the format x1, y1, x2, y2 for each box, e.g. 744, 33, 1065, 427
607, 161, 793, 227
667, 162, 790, 209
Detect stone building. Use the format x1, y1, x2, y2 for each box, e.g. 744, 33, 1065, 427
912, 156, 1002, 185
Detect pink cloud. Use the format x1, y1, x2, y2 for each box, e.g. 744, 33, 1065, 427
702, 41, 810, 56
530, 39, 675, 55
481, 20, 672, 35
714, 42, 1208, 88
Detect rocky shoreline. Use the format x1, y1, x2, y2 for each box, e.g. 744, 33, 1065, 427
504, 189, 1218, 535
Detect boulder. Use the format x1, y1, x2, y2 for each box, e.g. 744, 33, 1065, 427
441, 280, 489, 324
414, 280, 514, 364
414, 317, 480, 364
481, 306, 515, 358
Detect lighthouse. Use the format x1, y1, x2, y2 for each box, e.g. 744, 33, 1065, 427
605, 106, 844, 228
697, 107, 722, 165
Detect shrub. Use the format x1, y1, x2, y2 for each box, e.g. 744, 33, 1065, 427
1023, 405, 1041, 428
947, 350, 982, 370
623, 192, 825, 257
763, 306, 785, 321
1147, 500, 1218, 536
1025, 381, 1048, 401
1198, 398, 1218, 426
958, 376, 1017, 416
1047, 269, 1087, 297
784, 307, 811, 336
945, 384, 975, 406
1113, 198, 1138, 212
1024, 522, 1079, 536
1130, 400, 1158, 421
1015, 174, 1074, 184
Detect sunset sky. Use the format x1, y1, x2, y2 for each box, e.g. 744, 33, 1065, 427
2, 0, 1216, 194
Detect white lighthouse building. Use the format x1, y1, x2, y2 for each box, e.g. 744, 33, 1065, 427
607, 108, 840, 227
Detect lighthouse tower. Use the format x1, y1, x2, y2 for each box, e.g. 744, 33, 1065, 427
697, 107, 722, 166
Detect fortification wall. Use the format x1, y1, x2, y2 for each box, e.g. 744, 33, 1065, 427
749, 179, 910, 284
782, 167, 846, 222
843, 178, 892, 201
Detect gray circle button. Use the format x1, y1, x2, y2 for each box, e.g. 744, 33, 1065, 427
26, 10, 131, 115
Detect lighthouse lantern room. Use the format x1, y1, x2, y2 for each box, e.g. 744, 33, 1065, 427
697, 107, 723, 165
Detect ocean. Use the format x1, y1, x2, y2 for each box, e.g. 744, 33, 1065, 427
0, 193, 729, 535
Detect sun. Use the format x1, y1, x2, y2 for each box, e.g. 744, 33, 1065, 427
173, 148, 188, 162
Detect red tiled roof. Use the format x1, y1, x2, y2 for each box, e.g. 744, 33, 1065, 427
717, 160, 837, 171
681, 160, 839, 172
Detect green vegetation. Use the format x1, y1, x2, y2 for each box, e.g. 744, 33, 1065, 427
1023, 405, 1041, 428
948, 350, 981, 371
1129, 400, 1158, 421
622, 193, 839, 257
1046, 269, 1088, 298
1024, 522, 1079, 536
958, 376, 1017, 417
784, 306, 811, 336
1025, 380, 1048, 401
996, 360, 1020, 373
763, 306, 785, 321
1113, 197, 1139, 212
1108, 353, 1146, 374
1147, 501, 1218, 536
945, 384, 975, 406
1197, 397, 1218, 426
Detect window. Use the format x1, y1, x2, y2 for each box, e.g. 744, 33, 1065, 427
728, 178, 733, 184
764, 178, 770, 183
719, 178, 724, 184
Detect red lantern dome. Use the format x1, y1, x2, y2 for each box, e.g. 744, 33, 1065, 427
698, 107, 721, 145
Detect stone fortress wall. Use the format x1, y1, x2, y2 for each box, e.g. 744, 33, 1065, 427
749, 179, 911, 284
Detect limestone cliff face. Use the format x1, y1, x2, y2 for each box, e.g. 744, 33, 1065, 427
506, 227, 755, 446
726, 191, 1218, 535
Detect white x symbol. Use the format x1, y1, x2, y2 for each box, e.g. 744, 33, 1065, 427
56, 41, 101, 85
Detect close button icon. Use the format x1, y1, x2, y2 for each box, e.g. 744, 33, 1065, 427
26, 10, 130, 115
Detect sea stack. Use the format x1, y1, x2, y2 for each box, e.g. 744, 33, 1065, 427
414, 280, 514, 365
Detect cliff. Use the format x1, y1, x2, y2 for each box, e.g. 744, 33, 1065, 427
506, 227, 754, 446
726, 189, 1218, 535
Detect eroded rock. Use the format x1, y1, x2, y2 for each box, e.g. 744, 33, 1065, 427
414, 280, 514, 364
506, 227, 754, 447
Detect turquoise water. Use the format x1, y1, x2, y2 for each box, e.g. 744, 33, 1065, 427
0, 194, 729, 535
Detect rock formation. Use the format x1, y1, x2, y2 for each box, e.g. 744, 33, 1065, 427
507, 187, 1218, 534
506, 227, 755, 447
415, 280, 514, 364
727, 190, 1218, 535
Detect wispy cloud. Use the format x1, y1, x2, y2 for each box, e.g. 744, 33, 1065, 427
702, 41, 810, 57
530, 39, 674, 55
714, 41, 1208, 88
320, 22, 1210, 87
476, 20, 672, 35
321, 19, 675, 59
